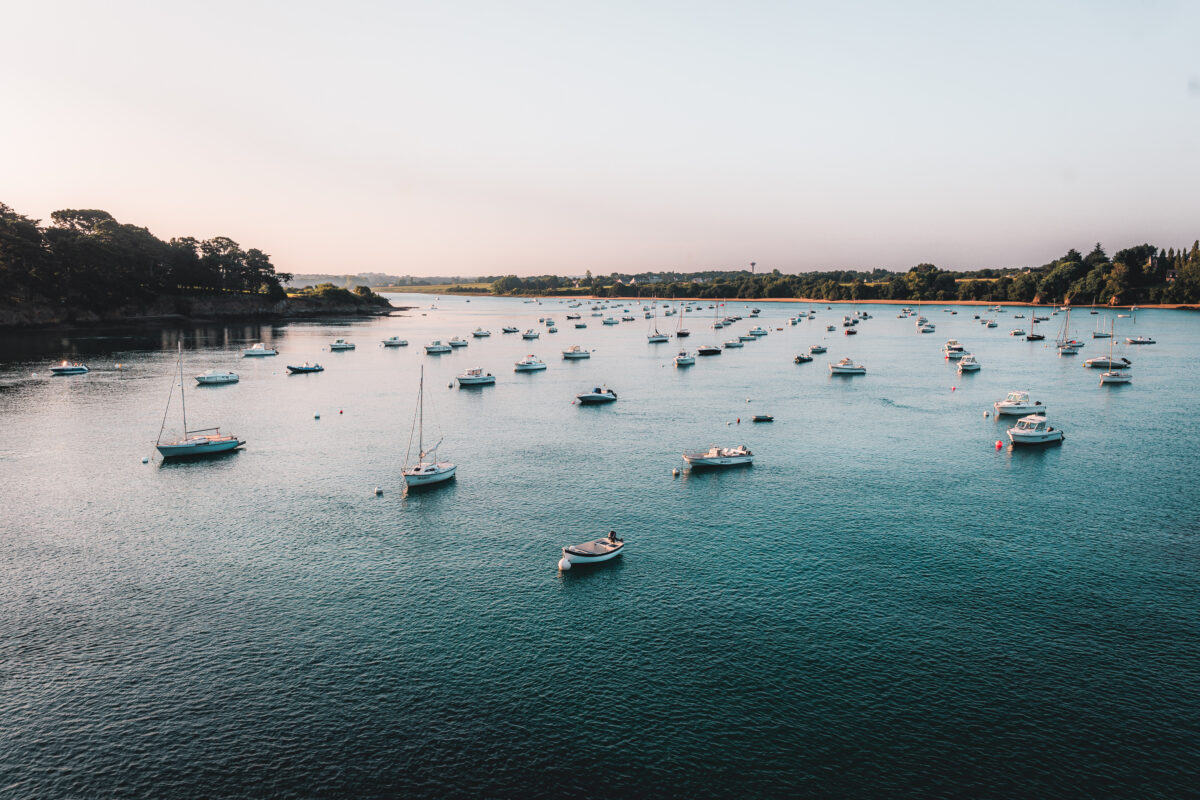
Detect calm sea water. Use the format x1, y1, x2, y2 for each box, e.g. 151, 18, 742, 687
2, 295, 1198, 799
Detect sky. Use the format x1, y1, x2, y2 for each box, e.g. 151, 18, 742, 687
2, 0, 1198, 277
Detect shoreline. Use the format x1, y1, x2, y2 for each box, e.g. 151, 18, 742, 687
390, 290, 1196, 310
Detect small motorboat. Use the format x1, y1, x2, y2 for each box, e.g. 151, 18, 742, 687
986, 320, 998, 328
845, 328, 858, 335
723, 339, 744, 348
957, 354, 980, 372
682, 445, 753, 467
752, 414, 774, 423
1010, 329, 1026, 336
794, 353, 813, 363
287, 362, 324, 374
602, 317, 619, 325
562, 345, 591, 360
809, 345, 827, 354
424, 340, 452, 354
826, 325, 836, 332
382, 337, 408, 347
558, 534, 624, 570
577, 386, 617, 404
457, 367, 495, 386
993, 391, 1046, 416
697, 344, 722, 355
575, 322, 587, 329
1007, 414, 1064, 446
514, 355, 547, 372
829, 357, 866, 375
472, 328, 491, 338
738, 334, 756, 342
49, 361, 89, 375
548, 326, 558, 333
329, 339, 355, 351
502, 326, 521, 333
748, 326, 768, 336
674, 351, 695, 366
195, 369, 239, 384
448, 337, 469, 347
919, 324, 936, 333
622, 315, 635, 322
565, 314, 581, 320
242, 343, 277, 357
1126, 336, 1155, 345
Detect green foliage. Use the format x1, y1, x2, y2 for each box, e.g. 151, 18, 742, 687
0, 202, 290, 310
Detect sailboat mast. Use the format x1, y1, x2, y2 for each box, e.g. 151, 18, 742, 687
418, 365, 424, 458
178, 341, 188, 434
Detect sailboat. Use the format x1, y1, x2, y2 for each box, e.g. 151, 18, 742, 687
156, 343, 244, 459
675, 296, 690, 338
1056, 307, 1083, 354
1099, 321, 1132, 385
402, 365, 457, 488
1026, 314, 1044, 341
647, 298, 669, 342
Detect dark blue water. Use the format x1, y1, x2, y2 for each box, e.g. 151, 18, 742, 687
2, 297, 1198, 798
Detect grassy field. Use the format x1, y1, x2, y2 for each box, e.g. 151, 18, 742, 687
373, 282, 492, 293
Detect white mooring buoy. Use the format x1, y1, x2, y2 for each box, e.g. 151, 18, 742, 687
142, 457, 149, 464
374, 486, 383, 496
558, 556, 572, 570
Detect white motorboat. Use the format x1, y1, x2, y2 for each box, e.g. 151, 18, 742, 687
829, 357, 866, 375
547, 326, 558, 333
156, 343, 244, 459
809, 345, 827, 354
957, 354, 980, 372
502, 326, 521, 333
565, 313, 581, 320
1007, 414, 1064, 446
329, 339, 355, 351
195, 369, 239, 385
1126, 336, 1155, 345
986, 320, 998, 328
748, 326, 768, 336
403, 365, 456, 489
622, 315, 635, 322
1100, 370, 1132, 385
826, 325, 836, 332
382, 336, 408, 347
456, 367, 495, 386
696, 344, 722, 355
738, 334, 756, 342
682, 444, 753, 468
993, 391, 1046, 416
602, 317, 618, 325
448, 337, 468, 347
558, 534, 624, 570
425, 340, 452, 354
242, 343, 277, 357
794, 353, 813, 363
522, 329, 540, 340
514, 355, 547, 372
472, 328, 491, 338
1009, 329, 1025, 336
49, 361, 89, 375
723, 339, 744, 348
919, 324, 936, 333
577, 386, 617, 404
944, 339, 964, 353
562, 345, 590, 360
674, 351, 695, 366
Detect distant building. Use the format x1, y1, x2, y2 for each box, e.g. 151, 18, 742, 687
1166, 269, 1179, 283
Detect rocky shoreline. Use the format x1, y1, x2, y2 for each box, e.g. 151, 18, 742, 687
0, 294, 406, 331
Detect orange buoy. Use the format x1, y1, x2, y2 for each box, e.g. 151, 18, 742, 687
951, 386, 956, 391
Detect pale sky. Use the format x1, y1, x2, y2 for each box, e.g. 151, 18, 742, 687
2, 0, 1198, 276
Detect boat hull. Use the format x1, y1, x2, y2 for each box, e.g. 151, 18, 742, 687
683, 455, 753, 467
156, 437, 244, 459
1008, 430, 1065, 445
196, 374, 240, 384
561, 541, 624, 565
577, 394, 617, 404
50, 366, 89, 375
829, 366, 866, 375
404, 464, 457, 488
993, 403, 1046, 416
287, 366, 324, 374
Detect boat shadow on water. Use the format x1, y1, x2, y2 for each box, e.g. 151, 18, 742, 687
157, 448, 243, 468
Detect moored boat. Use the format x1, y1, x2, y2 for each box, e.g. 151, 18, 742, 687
993, 391, 1046, 416
286, 363, 324, 374
195, 369, 239, 384
674, 351, 695, 366
49, 361, 89, 375
576, 386, 618, 404
403, 365, 456, 489
157, 343, 244, 459
242, 343, 277, 357
558, 533, 624, 570
456, 367, 495, 386
682, 444, 753, 467
1007, 414, 1064, 446
515, 355, 547, 372
424, 340, 452, 354
696, 344, 722, 355
562, 345, 590, 359
329, 339, 355, 351
382, 336, 408, 347
829, 357, 866, 375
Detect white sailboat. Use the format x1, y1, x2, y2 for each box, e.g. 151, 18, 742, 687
1100, 321, 1132, 385
647, 298, 669, 342
402, 365, 456, 489
1056, 307, 1083, 354
156, 343, 244, 459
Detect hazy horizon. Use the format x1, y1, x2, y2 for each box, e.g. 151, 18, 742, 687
3, 0, 1198, 277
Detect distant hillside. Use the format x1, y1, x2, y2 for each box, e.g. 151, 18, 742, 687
285, 273, 489, 289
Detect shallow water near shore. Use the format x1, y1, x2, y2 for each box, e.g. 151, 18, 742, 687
1, 295, 1198, 798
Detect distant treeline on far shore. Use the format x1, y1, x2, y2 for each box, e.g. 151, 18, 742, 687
477, 242, 1200, 305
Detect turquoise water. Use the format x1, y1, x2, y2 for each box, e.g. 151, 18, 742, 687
1, 296, 1198, 798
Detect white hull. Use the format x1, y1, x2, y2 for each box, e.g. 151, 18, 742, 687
1100, 372, 1132, 384
993, 403, 1046, 416
157, 436, 244, 458
195, 373, 239, 384
1008, 430, 1064, 445
515, 363, 547, 372
403, 463, 456, 487
682, 454, 753, 467
457, 376, 495, 386
560, 539, 624, 567
829, 366, 866, 375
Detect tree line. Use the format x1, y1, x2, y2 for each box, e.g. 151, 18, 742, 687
0, 203, 293, 310
487, 241, 1200, 304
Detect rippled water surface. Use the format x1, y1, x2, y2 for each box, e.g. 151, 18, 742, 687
2, 296, 1198, 798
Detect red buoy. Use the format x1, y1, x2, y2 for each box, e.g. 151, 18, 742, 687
995, 440, 1002, 450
